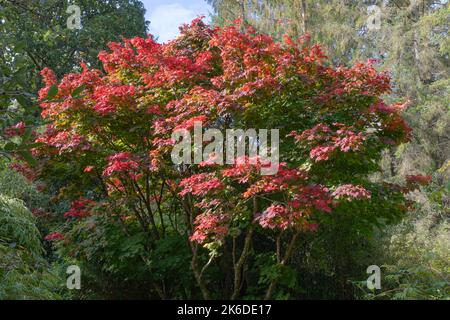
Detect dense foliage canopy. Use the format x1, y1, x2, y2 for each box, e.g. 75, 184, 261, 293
23, 18, 418, 299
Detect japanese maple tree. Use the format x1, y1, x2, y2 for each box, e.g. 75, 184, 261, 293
30, 18, 413, 299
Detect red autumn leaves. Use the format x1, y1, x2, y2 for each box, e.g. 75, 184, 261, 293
290, 123, 368, 162
3, 122, 26, 138
23, 18, 418, 246
103, 152, 140, 178
64, 197, 96, 219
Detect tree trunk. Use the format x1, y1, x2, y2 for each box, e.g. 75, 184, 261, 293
231, 225, 255, 299
264, 230, 301, 300
191, 244, 211, 300
230, 197, 257, 299
300, 0, 307, 34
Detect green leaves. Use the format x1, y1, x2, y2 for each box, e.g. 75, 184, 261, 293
0, 193, 64, 300
1, 134, 44, 167
3, 142, 17, 152
15, 95, 31, 108
17, 150, 37, 167
47, 85, 58, 100
0, 195, 42, 255
71, 84, 86, 98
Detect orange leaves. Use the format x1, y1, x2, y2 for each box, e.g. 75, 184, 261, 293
92, 84, 137, 115
40, 67, 57, 87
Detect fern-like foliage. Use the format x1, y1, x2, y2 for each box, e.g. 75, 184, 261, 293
0, 194, 64, 299
0, 195, 43, 256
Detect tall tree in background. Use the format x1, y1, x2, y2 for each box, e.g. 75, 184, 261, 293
0, 0, 148, 159
207, 0, 449, 178
207, 0, 377, 65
